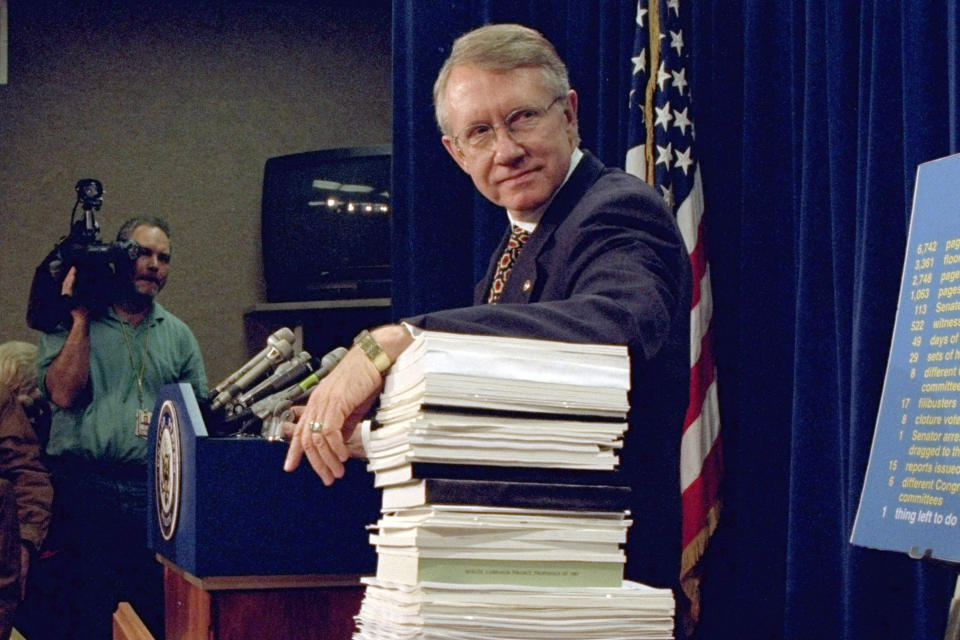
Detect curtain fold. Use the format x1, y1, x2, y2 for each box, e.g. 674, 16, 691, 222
392, 1, 960, 638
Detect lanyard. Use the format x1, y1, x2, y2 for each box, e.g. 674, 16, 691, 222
120, 320, 151, 409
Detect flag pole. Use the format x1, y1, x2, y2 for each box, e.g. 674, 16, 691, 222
643, 0, 660, 186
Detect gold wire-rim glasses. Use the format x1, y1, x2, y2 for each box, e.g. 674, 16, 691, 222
452, 95, 566, 158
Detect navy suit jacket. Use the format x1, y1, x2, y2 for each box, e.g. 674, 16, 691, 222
406, 149, 691, 590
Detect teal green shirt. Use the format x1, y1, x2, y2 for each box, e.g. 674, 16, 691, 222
36, 302, 208, 464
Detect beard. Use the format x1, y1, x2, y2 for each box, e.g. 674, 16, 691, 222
115, 278, 158, 312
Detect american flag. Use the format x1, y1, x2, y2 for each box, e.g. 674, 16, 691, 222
624, 0, 723, 632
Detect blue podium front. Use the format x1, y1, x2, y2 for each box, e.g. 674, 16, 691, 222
147, 383, 378, 578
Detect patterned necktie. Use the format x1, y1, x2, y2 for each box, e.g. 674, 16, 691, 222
487, 225, 531, 304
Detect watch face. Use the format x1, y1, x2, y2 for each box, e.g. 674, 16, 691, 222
155, 400, 182, 541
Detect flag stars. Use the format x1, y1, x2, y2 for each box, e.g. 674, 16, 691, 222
656, 142, 673, 170
655, 101, 673, 131
674, 146, 694, 175
632, 48, 647, 75
671, 67, 687, 95
660, 183, 675, 209
629, 89, 646, 117
627, 12, 721, 602
673, 106, 692, 135
670, 30, 684, 56
636, 3, 648, 27
656, 62, 671, 91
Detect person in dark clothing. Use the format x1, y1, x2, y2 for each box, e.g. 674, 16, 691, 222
284, 23, 690, 593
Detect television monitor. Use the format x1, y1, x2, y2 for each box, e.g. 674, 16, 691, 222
261, 145, 391, 302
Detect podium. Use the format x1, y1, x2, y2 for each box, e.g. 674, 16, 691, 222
146, 383, 380, 638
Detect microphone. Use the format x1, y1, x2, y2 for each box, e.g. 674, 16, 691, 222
210, 327, 295, 396
249, 346, 348, 419
210, 337, 295, 411
302, 346, 348, 390
235, 351, 316, 408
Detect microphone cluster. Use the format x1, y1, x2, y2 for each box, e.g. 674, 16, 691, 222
204, 327, 347, 437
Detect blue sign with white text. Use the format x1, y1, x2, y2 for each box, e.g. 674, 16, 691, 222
853, 152, 960, 560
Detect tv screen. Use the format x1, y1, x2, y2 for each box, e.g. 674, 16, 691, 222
261, 145, 391, 302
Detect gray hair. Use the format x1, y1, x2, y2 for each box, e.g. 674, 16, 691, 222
116, 216, 171, 243
433, 23, 571, 135
0, 341, 38, 407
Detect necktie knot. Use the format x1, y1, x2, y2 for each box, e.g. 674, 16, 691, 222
487, 225, 531, 304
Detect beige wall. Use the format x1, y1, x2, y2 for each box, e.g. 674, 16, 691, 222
0, 1, 392, 384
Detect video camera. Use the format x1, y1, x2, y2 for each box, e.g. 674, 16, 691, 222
26, 179, 143, 332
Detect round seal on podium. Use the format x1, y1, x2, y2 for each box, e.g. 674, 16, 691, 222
154, 399, 182, 541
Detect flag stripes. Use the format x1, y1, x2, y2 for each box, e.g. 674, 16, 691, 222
624, 0, 723, 632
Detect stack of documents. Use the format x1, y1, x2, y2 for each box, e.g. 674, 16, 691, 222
353, 578, 675, 640
352, 331, 675, 639
377, 330, 631, 416
367, 330, 630, 484
370, 505, 630, 587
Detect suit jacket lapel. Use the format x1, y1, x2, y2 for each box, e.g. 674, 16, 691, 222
475, 151, 605, 305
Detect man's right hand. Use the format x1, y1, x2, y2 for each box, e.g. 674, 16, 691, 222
282, 346, 384, 485
45, 265, 92, 408
282, 324, 414, 485
60, 266, 89, 320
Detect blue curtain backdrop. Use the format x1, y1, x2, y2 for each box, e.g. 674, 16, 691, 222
391, 1, 960, 638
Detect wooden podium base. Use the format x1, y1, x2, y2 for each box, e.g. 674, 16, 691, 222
159, 555, 364, 640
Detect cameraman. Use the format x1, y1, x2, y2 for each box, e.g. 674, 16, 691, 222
22, 217, 207, 640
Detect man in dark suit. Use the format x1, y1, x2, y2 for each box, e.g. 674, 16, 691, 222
284, 22, 690, 591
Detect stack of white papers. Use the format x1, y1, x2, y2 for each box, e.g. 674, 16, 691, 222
353, 578, 675, 640
351, 331, 675, 639
368, 331, 630, 482
369, 505, 629, 588
379, 330, 630, 417
367, 412, 626, 476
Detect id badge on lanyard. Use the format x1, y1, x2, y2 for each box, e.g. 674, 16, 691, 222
136, 408, 152, 438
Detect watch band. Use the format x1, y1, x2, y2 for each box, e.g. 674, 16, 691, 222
353, 329, 392, 374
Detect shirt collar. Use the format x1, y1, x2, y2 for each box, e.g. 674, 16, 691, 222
106, 301, 165, 328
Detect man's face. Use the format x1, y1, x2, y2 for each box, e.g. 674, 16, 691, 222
441, 65, 579, 222
128, 225, 171, 299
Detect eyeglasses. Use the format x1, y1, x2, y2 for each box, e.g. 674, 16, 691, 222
452, 96, 566, 158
